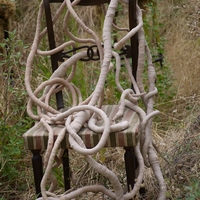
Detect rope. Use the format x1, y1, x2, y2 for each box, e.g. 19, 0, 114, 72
25, 0, 166, 199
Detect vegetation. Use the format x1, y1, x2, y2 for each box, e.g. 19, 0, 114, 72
0, 31, 34, 199
0, 0, 199, 199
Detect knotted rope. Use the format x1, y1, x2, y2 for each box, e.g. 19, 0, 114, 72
25, 0, 166, 199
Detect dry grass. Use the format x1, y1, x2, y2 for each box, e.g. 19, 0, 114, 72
154, 2, 200, 197
158, 0, 200, 97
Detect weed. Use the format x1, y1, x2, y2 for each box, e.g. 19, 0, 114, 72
0, 31, 33, 194
143, 0, 176, 106
185, 180, 200, 200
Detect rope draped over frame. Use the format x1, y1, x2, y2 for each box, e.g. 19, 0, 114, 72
25, 0, 166, 199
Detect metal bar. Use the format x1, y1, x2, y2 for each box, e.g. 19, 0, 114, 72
129, 0, 138, 81
43, 0, 64, 110
124, 147, 138, 194
43, 1, 70, 192
127, 2, 147, 197
62, 149, 70, 191
124, 0, 139, 197
31, 150, 43, 198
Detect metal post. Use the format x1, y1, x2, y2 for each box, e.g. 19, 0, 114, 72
129, 0, 138, 81
43, 0, 64, 110
126, 1, 146, 198
124, 0, 139, 198
62, 149, 70, 191
31, 150, 43, 197
124, 147, 138, 192
43, 0, 70, 192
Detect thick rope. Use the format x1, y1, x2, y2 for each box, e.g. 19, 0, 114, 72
25, 0, 166, 199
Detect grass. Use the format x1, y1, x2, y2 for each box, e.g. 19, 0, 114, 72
158, 0, 200, 97
0, 0, 200, 199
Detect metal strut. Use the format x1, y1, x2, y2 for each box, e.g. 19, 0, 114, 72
43, 0, 64, 110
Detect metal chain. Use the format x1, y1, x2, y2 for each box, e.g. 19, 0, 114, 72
61, 45, 132, 61
61, 45, 163, 67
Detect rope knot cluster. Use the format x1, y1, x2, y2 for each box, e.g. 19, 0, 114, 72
25, 0, 166, 199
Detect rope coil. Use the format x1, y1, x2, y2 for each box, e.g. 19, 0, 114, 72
25, 0, 167, 199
